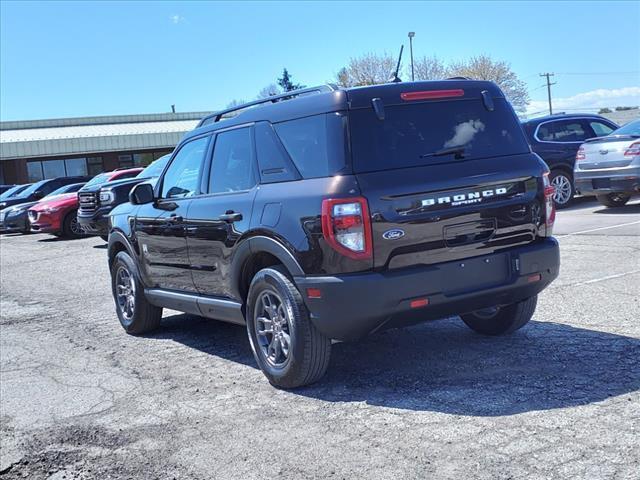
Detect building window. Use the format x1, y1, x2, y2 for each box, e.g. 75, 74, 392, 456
153, 150, 172, 160
87, 157, 103, 176
118, 154, 133, 168
133, 152, 155, 167
26, 156, 104, 182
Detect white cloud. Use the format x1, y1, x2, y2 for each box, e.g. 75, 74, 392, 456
169, 14, 185, 24
526, 86, 640, 115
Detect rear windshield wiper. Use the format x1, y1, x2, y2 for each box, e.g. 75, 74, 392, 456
420, 145, 466, 159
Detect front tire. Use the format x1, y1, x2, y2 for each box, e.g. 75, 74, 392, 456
596, 193, 631, 208
550, 170, 574, 209
461, 295, 537, 336
246, 267, 331, 388
62, 210, 84, 238
111, 251, 162, 334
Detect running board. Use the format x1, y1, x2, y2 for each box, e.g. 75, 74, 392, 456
145, 289, 245, 325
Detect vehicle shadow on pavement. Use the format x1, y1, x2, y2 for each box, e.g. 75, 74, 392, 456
154, 314, 639, 416
593, 203, 640, 215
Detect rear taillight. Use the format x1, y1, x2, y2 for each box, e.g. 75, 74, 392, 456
321, 197, 373, 260
576, 146, 585, 161
542, 172, 556, 235
624, 141, 640, 157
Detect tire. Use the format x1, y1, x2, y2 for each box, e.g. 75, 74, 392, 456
550, 170, 574, 209
596, 193, 631, 208
62, 210, 84, 238
461, 295, 537, 336
246, 267, 331, 388
100, 235, 109, 242
111, 251, 162, 334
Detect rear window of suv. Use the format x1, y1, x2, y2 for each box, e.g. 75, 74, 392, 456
349, 98, 530, 173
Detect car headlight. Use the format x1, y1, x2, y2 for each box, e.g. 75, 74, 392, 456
99, 190, 115, 205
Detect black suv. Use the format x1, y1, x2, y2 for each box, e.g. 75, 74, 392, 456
108, 81, 560, 388
521, 113, 618, 208
78, 156, 170, 240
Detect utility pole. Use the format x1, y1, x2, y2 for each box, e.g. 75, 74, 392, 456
539, 73, 556, 115
408, 32, 415, 81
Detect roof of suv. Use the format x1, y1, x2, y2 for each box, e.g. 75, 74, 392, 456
522, 113, 611, 126
186, 80, 505, 142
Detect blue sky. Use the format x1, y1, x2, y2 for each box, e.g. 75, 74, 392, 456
1, 0, 639, 120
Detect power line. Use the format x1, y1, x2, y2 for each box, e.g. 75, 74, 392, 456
555, 71, 640, 76
539, 73, 556, 115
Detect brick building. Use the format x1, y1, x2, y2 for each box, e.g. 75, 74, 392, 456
0, 111, 210, 184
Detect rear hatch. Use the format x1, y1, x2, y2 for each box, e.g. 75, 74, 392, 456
347, 81, 546, 269
578, 135, 638, 170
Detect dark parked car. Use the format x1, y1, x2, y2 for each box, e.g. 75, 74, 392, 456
0, 184, 32, 201
0, 176, 90, 211
0, 182, 86, 233
521, 114, 618, 208
108, 81, 560, 388
0, 185, 16, 195
78, 157, 170, 240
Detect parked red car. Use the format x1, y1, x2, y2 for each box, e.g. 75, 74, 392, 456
28, 168, 143, 238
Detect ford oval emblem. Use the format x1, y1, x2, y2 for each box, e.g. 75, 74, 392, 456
382, 228, 405, 240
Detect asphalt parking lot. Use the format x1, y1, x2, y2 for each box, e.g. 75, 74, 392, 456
1, 197, 639, 480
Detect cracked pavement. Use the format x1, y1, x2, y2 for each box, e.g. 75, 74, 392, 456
1, 197, 639, 479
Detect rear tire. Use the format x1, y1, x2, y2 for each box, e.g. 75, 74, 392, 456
62, 210, 84, 238
461, 295, 537, 336
596, 193, 631, 208
550, 170, 574, 209
111, 251, 162, 334
246, 267, 331, 388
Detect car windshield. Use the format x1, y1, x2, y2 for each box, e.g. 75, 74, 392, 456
137, 155, 170, 179
0, 184, 30, 200
350, 98, 530, 173
13, 180, 47, 198
46, 183, 85, 197
610, 119, 640, 137
82, 173, 110, 189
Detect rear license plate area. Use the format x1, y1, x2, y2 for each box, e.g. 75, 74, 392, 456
440, 253, 510, 295
592, 178, 611, 189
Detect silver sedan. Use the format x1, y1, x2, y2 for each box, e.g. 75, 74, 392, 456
574, 119, 640, 207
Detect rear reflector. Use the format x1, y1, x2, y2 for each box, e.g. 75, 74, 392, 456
400, 89, 464, 101
527, 274, 542, 283
306, 288, 322, 299
410, 298, 429, 309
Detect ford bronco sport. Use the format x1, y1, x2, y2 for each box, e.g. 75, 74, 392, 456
108, 81, 560, 388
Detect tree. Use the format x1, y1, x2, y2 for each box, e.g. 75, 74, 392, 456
335, 52, 396, 87
448, 54, 529, 112
412, 55, 449, 81
277, 68, 305, 92
598, 107, 612, 114
258, 83, 280, 98
226, 99, 247, 108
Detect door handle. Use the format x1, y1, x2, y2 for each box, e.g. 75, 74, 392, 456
168, 215, 183, 223
219, 211, 243, 223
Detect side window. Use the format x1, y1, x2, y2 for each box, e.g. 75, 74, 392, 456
208, 128, 256, 194
161, 136, 209, 199
536, 123, 556, 141
548, 120, 589, 142
274, 113, 348, 179
590, 121, 614, 137
254, 122, 299, 183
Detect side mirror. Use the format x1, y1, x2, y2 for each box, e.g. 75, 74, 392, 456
130, 183, 154, 205
33, 190, 45, 199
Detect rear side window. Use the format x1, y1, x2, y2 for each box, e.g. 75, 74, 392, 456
274, 113, 348, 179
590, 121, 614, 137
208, 127, 256, 194
537, 120, 589, 142
350, 98, 529, 173
255, 122, 300, 183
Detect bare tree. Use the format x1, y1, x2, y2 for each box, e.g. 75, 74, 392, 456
448, 54, 529, 112
258, 83, 281, 98
335, 52, 396, 87
412, 55, 449, 81
226, 99, 247, 108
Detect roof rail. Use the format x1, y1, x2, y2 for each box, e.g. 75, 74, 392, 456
198, 84, 340, 127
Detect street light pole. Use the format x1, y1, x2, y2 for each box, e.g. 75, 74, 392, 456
408, 32, 415, 81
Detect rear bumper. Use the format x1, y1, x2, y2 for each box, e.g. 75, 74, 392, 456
295, 238, 560, 341
78, 208, 110, 235
574, 166, 640, 195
